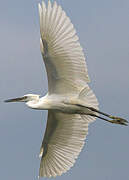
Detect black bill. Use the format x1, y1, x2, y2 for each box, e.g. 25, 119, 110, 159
4, 96, 27, 103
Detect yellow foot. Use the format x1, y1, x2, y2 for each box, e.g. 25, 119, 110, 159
109, 116, 128, 126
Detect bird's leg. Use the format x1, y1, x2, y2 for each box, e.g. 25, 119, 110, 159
88, 113, 128, 126
86, 107, 128, 126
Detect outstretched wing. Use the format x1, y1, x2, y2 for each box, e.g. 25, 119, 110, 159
39, 1, 90, 94
39, 111, 94, 177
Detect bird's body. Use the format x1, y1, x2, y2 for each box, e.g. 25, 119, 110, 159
5, 0, 128, 178
26, 91, 97, 115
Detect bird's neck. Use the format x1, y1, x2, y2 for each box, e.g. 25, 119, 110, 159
26, 95, 51, 110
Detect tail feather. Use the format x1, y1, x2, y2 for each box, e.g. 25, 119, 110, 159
79, 84, 99, 123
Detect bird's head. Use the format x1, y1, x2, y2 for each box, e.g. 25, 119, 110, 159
4, 94, 40, 103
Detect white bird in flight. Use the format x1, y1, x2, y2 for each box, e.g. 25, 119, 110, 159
5, 0, 128, 178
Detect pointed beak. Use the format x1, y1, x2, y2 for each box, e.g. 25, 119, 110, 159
4, 96, 27, 103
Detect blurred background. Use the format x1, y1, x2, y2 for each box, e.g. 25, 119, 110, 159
0, 0, 129, 179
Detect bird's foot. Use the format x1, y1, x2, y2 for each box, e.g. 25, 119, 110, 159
109, 116, 128, 126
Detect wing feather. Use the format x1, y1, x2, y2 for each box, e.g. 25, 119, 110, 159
39, 111, 89, 177
39, 1, 90, 94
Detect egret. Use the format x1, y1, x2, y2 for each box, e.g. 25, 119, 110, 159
5, 0, 128, 178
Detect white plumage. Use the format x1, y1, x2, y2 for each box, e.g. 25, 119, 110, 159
39, 0, 90, 95
5, 0, 128, 178
38, 1, 98, 177
39, 112, 88, 177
